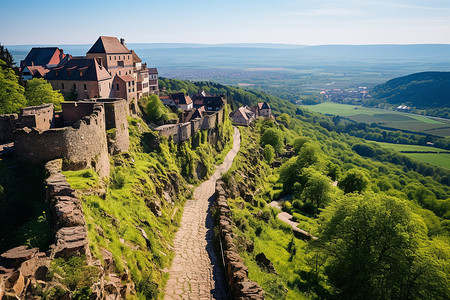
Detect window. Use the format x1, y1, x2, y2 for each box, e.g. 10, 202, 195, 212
119, 71, 121, 75
109, 83, 111, 88
62, 83, 65, 90
117, 83, 119, 91
133, 88, 134, 92
84, 83, 87, 91
73, 84, 76, 90
128, 55, 130, 59
128, 89, 131, 93
132, 81, 135, 86
118, 61, 124, 67
114, 56, 116, 60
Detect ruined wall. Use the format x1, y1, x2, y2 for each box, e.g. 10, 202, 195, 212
155, 107, 225, 143
103, 100, 129, 154
61, 102, 95, 125
14, 103, 110, 177
0, 114, 18, 142
201, 113, 217, 130
215, 180, 265, 299
19, 103, 54, 131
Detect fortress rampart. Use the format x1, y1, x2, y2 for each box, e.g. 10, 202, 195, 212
156, 107, 224, 143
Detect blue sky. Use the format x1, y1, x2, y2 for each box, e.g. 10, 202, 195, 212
1, 0, 449, 45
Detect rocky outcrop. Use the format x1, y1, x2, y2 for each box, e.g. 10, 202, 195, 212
215, 180, 265, 300
45, 159, 90, 259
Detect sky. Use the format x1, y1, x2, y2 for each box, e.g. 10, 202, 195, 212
1, 0, 449, 45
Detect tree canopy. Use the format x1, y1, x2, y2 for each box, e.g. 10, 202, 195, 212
0, 59, 27, 114
260, 128, 284, 153
25, 78, 64, 110
338, 169, 369, 193
314, 194, 450, 300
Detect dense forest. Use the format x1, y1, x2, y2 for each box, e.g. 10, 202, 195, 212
369, 71, 450, 111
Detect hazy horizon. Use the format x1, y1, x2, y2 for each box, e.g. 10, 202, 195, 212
1, 0, 449, 45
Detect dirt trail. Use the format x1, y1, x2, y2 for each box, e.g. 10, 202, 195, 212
164, 127, 240, 300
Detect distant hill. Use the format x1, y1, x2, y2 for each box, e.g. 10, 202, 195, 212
371, 72, 450, 108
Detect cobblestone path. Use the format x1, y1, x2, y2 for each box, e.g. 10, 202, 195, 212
164, 127, 240, 300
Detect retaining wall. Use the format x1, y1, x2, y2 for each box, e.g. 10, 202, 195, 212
155, 107, 224, 143
215, 180, 265, 300
0, 115, 18, 142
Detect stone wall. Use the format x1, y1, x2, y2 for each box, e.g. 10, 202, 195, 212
103, 100, 130, 154
19, 103, 54, 131
45, 159, 90, 259
155, 107, 224, 144
14, 103, 110, 177
215, 180, 265, 300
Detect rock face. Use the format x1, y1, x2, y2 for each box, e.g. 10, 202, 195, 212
255, 253, 277, 274
215, 180, 265, 300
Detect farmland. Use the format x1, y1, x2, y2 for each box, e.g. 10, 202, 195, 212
372, 141, 450, 169
303, 102, 450, 137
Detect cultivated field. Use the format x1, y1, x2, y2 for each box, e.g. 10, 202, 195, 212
303, 102, 450, 137
372, 141, 450, 169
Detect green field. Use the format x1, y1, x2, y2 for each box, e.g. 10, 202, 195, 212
406, 153, 450, 169
302, 102, 450, 137
372, 141, 450, 169
372, 141, 447, 152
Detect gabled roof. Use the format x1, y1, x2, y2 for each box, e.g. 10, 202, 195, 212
261, 101, 270, 109
87, 36, 130, 54
232, 106, 254, 122
45, 58, 111, 81
169, 93, 192, 105
131, 50, 141, 63
20, 47, 67, 69
148, 68, 158, 74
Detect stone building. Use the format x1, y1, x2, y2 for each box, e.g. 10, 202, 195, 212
230, 106, 255, 126
41, 36, 158, 110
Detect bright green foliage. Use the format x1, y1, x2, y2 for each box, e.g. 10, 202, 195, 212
142, 94, 177, 124
338, 169, 369, 193
260, 128, 284, 153
25, 78, 64, 110
64, 115, 234, 298
49, 256, 99, 291
0, 59, 27, 114
264, 144, 275, 164
302, 170, 332, 209
314, 194, 450, 299
293, 137, 311, 155
64, 169, 98, 190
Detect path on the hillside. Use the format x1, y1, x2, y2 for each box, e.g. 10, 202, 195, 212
269, 198, 317, 240
164, 127, 240, 300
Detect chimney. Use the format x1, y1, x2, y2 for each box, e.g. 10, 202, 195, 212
31, 61, 34, 67
120, 38, 125, 46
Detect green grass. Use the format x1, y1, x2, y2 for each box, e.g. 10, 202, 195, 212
406, 153, 450, 170
63, 116, 234, 299
64, 169, 99, 190
302, 102, 450, 136
372, 141, 448, 153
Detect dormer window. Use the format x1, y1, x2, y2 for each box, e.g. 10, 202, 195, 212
67, 70, 71, 76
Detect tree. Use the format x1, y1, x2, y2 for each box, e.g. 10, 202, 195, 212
263, 144, 275, 164
314, 194, 450, 300
25, 78, 64, 110
338, 169, 369, 193
0, 45, 20, 79
293, 136, 312, 155
297, 143, 320, 169
260, 128, 284, 153
302, 171, 332, 209
145, 94, 177, 125
0, 59, 27, 114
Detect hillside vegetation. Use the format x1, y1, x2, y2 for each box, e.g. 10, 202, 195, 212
370, 72, 450, 115
193, 80, 450, 299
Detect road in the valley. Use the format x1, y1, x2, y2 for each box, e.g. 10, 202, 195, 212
164, 127, 240, 300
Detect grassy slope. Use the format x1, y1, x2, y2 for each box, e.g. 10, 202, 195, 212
64, 114, 234, 299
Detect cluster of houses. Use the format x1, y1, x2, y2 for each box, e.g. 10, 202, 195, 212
20, 36, 158, 108
18, 35, 271, 126
230, 102, 271, 126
